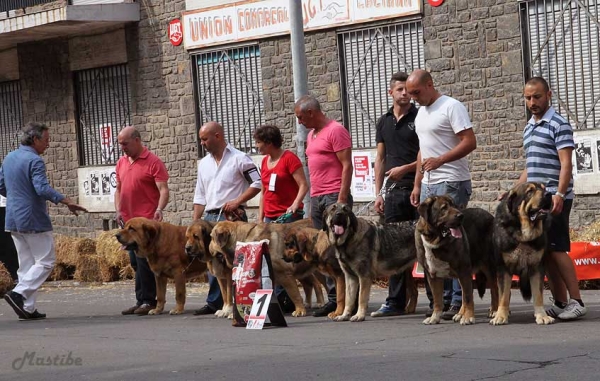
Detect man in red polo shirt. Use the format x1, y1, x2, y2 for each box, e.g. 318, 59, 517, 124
115, 126, 170, 316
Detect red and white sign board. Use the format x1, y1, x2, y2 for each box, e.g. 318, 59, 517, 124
99, 124, 112, 164
169, 19, 183, 46
246, 289, 273, 330
183, 0, 422, 49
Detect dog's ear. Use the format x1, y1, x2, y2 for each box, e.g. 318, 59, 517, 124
202, 224, 212, 252
417, 196, 433, 219
295, 232, 308, 256
142, 221, 158, 243
214, 226, 230, 248
348, 205, 359, 232
506, 189, 517, 213
322, 205, 333, 232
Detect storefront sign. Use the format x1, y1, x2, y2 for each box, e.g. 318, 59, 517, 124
183, 0, 421, 49
350, 150, 376, 202
169, 19, 184, 46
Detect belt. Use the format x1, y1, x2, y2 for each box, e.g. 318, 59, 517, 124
206, 206, 245, 214
386, 182, 413, 191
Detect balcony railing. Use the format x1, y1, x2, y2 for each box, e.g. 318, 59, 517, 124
0, 0, 69, 13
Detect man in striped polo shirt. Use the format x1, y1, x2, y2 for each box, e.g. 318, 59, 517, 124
518, 77, 587, 320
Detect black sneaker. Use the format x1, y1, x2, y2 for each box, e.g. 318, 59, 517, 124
193, 304, 217, 316
312, 301, 337, 317
4, 291, 28, 319
441, 305, 461, 320
19, 310, 46, 321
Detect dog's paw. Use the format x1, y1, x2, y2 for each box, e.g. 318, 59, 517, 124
327, 311, 341, 319
350, 314, 365, 322
459, 316, 475, 325
535, 314, 555, 325
292, 309, 307, 317
489, 315, 509, 325
215, 309, 229, 318
422, 316, 441, 325
487, 309, 497, 318
333, 314, 350, 322
452, 313, 463, 323
227, 312, 234, 319
148, 309, 162, 315
169, 308, 183, 315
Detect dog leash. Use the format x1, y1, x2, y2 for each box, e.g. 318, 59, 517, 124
273, 210, 305, 224
354, 182, 396, 216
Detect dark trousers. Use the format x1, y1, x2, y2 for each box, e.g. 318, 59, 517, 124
310, 192, 354, 303
203, 209, 249, 310
0, 207, 19, 280
128, 250, 157, 306
383, 187, 417, 311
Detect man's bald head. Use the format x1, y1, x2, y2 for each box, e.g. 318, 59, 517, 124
118, 126, 143, 159
199, 121, 226, 157
406, 69, 438, 106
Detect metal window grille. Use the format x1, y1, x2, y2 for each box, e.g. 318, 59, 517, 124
0, 0, 60, 13
521, 0, 600, 129
192, 45, 265, 155
0, 80, 23, 161
338, 21, 425, 149
74, 64, 132, 166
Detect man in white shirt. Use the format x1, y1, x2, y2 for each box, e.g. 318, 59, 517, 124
192, 121, 261, 315
407, 69, 477, 320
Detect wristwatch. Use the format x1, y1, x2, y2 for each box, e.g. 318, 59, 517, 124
555, 191, 566, 200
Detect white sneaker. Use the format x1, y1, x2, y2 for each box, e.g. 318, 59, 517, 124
545, 297, 565, 318
557, 299, 588, 320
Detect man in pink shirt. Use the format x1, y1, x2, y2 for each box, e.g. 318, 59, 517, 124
294, 95, 353, 317
115, 126, 170, 316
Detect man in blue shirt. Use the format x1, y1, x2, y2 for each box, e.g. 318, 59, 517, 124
0, 122, 87, 321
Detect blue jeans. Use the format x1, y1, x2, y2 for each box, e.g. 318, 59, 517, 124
203, 209, 248, 310
420, 180, 472, 307
310, 192, 353, 303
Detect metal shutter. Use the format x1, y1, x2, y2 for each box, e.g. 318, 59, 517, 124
0, 80, 23, 161
339, 21, 425, 148
192, 45, 265, 155
521, 0, 600, 129
74, 64, 132, 166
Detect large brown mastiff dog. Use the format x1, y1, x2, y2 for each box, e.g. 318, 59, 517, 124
115, 217, 208, 315
282, 226, 346, 319
491, 182, 554, 325
209, 219, 323, 317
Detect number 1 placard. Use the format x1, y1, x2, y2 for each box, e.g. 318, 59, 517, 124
246, 289, 273, 330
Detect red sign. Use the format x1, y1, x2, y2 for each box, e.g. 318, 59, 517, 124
428, 0, 444, 6
354, 156, 369, 181
169, 19, 183, 46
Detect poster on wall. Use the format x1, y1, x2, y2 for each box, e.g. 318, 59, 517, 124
99, 124, 113, 164
78, 166, 117, 212
351, 150, 376, 202
574, 138, 595, 175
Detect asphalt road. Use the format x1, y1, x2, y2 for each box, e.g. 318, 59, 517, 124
0, 281, 598, 381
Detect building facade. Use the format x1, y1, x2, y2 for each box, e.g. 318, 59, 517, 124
0, 0, 599, 236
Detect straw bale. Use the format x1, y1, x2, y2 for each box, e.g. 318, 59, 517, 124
571, 220, 600, 242
0, 262, 14, 297
73, 238, 102, 282
49, 264, 75, 281
96, 230, 129, 267
119, 264, 135, 280
54, 234, 79, 266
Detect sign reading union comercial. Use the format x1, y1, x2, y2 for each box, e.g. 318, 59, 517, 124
183, 0, 421, 49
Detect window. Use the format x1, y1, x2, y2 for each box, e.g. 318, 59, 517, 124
192, 45, 265, 155
74, 64, 132, 166
0, 80, 23, 161
338, 21, 425, 148
521, 0, 600, 129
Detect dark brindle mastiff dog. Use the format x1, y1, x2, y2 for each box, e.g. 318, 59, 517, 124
323, 203, 417, 322
115, 217, 208, 315
416, 195, 498, 325
490, 182, 553, 325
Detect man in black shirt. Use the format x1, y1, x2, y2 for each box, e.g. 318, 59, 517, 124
372, 71, 419, 317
